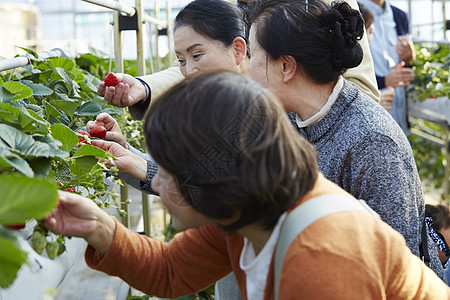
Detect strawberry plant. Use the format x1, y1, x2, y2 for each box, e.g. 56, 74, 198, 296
409, 43, 450, 101
0, 48, 125, 288
407, 43, 450, 198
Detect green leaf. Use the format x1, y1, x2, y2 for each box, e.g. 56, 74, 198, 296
55, 92, 72, 101
22, 140, 69, 160
75, 101, 102, 116
2, 82, 33, 101
0, 86, 16, 103
28, 83, 53, 97
0, 174, 58, 224
71, 156, 100, 175
102, 107, 122, 116
50, 100, 78, 118
51, 82, 68, 95
0, 124, 34, 150
54, 67, 73, 94
0, 107, 17, 123
0, 235, 28, 288
44, 101, 62, 119
50, 57, 75, 71
51, 123, 79, 152
2, 102, 49, 135
68, 68, 85, 84
0, 154, 34, 177
28, 157, 52, 177
72, 144, 108, 159
0, 145, 34, 176
17, 46, 38, 59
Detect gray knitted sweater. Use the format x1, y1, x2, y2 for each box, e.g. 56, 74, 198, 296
288, 80, 444, 279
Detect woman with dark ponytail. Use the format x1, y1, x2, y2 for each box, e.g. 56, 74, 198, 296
247, 0, 444, 279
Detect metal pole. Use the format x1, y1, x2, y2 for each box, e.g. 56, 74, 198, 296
154, 1, 161, 71
445, 128, 450, 202
143, 14, 168, 28
443, 0, 447, 40
166, 1, 175, 64
113, 1, 124, 73
82, 0, 135, 16
0, 48, 65, 72
135, 0, 145, 76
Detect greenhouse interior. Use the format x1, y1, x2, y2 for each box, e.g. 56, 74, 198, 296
1, 0, 450, 299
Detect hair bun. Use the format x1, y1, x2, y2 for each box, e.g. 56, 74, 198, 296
328, 1, 364, 69
341, 42, 363, 68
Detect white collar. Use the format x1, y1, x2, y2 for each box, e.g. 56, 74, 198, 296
296, 76, 344, 128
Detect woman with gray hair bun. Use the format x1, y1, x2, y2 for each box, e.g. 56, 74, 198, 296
246, 0, 444, 279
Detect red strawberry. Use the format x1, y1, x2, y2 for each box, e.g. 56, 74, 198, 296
57, 182, 64, 187
5, 223, 26, 230
90, 125, 107, 138
104, 73, 119, 87
64, 187, 76, 193
76, 130, 91, 144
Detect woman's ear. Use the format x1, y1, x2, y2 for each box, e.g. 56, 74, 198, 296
233, 37, 247, 66
281, 55, 297, 83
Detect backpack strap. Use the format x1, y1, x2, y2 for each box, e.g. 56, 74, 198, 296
274, 194, 378, 300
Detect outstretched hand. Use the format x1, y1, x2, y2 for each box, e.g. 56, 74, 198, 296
91, 139, 149, 182
98, 73, 147, 108
87, 113, 127, 148
396, 34, 416, 64
385, 62, 414, 88
43, 191, 116, 255
380, 87, 395, 110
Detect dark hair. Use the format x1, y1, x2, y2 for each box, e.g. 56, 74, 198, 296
426, 204, 450, 230
247, 0, 364, 84
145, 71, 318, 232
174, 0, 247, 48
358, 2, 374, 29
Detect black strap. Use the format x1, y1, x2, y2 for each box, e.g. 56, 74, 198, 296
420, 218, 431, 264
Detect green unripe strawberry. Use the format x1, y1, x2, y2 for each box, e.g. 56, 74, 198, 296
109, 166, 119, 174
32, 231, 47, 255
57, 241, 66, 256
46, 241, 60, 260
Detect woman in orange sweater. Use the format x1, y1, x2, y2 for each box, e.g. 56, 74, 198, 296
44, 72, 449, 299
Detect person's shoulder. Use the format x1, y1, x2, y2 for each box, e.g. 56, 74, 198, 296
390, 4, 408, 18
340, 81, 409, 145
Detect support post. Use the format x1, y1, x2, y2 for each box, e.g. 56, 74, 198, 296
166, 1, 175, 64
135, 0, 145, 76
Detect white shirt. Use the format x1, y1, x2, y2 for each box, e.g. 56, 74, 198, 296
240, 212, 287, 300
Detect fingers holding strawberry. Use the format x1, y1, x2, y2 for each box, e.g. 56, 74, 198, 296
86, 113, 127, 148
98, 73, 147, 108
90, 139, 147, 181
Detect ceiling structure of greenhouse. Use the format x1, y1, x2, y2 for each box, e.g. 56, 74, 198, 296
0, 0, 449, 61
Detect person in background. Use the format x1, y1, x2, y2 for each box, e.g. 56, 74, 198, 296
358, 0, 415, 134
425, 203, 450, 285
44, 71, 450, 299
358, 1, 395, 111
